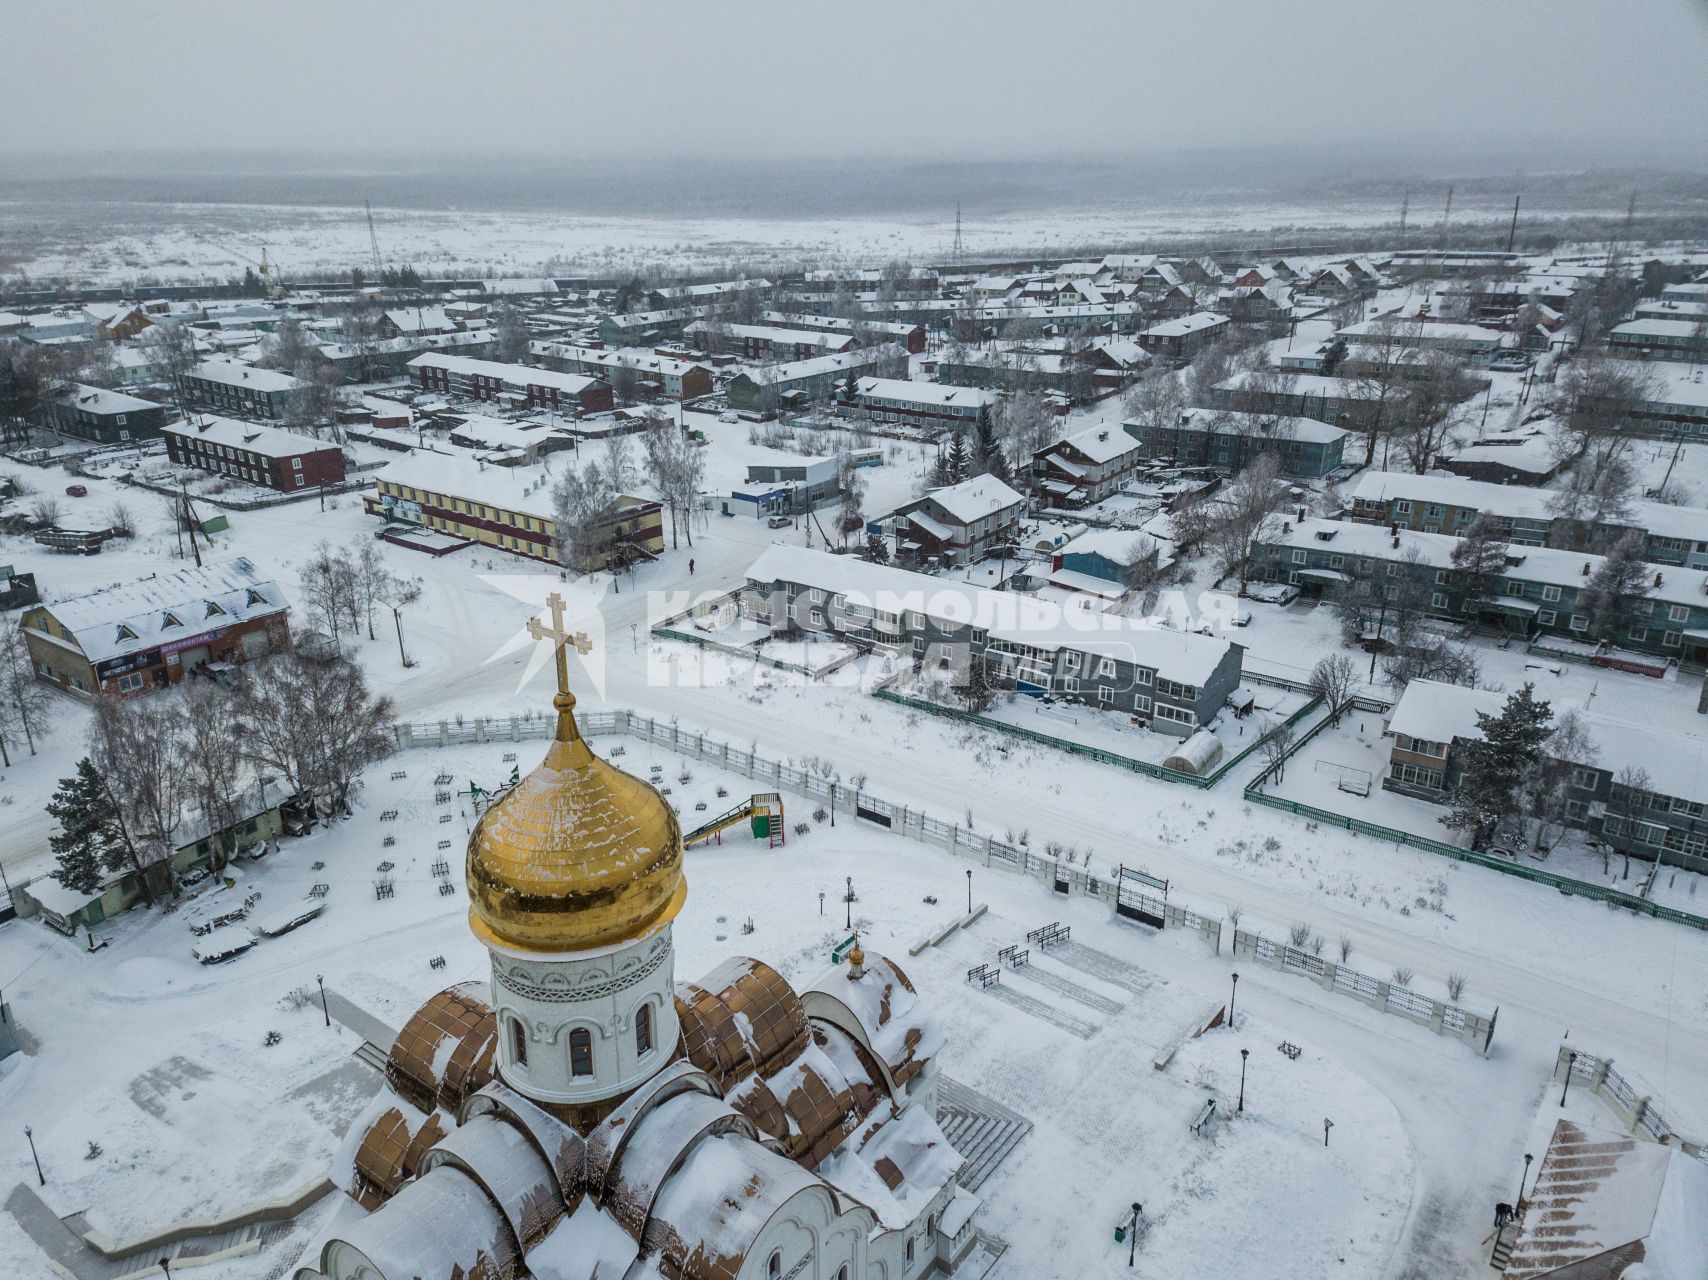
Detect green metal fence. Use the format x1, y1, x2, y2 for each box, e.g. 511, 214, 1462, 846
1243, 788, 1708, 932
873, 684, 1324, 791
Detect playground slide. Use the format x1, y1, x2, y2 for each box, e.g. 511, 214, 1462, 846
684, 793, 784, 847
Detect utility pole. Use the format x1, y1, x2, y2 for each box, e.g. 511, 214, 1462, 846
952, 203, 964, 271
1505, 195, 1521, 255
366, 199, 384, 278
1437, 184, 1453, 272
180, 486, 202, 568
1397, 187, 1409, 249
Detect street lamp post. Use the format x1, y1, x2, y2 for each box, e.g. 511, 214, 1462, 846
316, 974, 330, 1028
1560, 1051, 1577, 1107
1323, 1118, 1334, 1147
1127, 1202, 1142, 1267
1238, 1048, 1249, 1114
159, 1259, 172, 1279
1229, 972, 1239, 1028
845, 877, 853, 931
818, 892, 825, 917
23, 1126, 44, 1186
1516, 1152, 1534, 1207
966, 869, 973, 914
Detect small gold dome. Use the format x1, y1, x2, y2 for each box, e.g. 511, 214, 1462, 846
467, 690, 685, 954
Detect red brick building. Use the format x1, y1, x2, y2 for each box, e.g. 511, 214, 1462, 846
162, 415, 346, 492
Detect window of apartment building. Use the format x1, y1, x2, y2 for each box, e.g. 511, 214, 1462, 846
1395, 500, 1412, 514
1097, 657, 1115, 678
1063, 651, 1080, 670
1291, 549, 1306, 564
1062, 676, 1078, 692
1570, 767, 1598, 789
1669, 604, 1689, 623
1391, 761, 1445, 790
1098, 687, 1113, 705
1156, 704, 1194, 725
1630, 627, 1648, 642
1431, 592, 1447, 609
1569, 615, 1588, 632
117, 671, 144, 693
1539, 609, 1556, 626
1664, 631, 1682, 647
1435, 569, 1448, 584
1505, 581, 1527, 597
1541, 585, 1561, 602
1132, 695, 1152, 715
912, 637, 925, 655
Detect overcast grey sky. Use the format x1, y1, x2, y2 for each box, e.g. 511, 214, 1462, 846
3, 0, 1706, 162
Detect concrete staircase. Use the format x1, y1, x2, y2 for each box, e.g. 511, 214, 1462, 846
937, 1077, 1033, 1193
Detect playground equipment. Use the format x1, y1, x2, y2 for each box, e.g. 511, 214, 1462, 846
684, 792, 784, 848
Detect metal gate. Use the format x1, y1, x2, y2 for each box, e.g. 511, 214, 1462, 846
1115, 866, 1168, 929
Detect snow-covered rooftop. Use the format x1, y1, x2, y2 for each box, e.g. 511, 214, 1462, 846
189, 358, 306, 393
1143, 312, 1229, 338
35, 555, 288, 664
854, 377, 992, 409
163, 414, 338, 459
920, 475, 1024, 523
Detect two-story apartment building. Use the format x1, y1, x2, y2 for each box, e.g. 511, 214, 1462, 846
1253, 517, 1708, 660
1031, 423, 1145, 505
1335, 317, 1505, 363
1384, 680, 1708, 871
595, 306, 707, 347
1138, 312, 1230, 361
45, 384, 166, 444
724, 346, 904, 413
891, 475, 1024, 567
366, 452, 663, 571
1611, 365, 1708, 441
1210, 371, 1414, 433
162, 415, 347, 491
932, 351, 1066, 395
1607, 318, 1708, 363
528, 342, 713, 401
21, 557, 289, 700
839, 378, 993, 432
407, 353, 613, 416
1349, 471, 1708, 568
761, 312, 927, 354
183, 358, 307, 420
1128, 408, 1348, 478
685, 321, 853, 362
742, 544, 1243, 731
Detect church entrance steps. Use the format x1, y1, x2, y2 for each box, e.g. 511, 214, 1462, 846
352, 1040, 389, 1072
1045, 939, 1160, 996
1004, 959, 1124, 1015
936, 1077, 1033, 1193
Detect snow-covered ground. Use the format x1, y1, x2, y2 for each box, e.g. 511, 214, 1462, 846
3, 406, 1708, 1279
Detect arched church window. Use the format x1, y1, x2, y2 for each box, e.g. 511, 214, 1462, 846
636, 1003, 654, 1056
510, 1018, 528, 1067
767, 1252, 781, 1280
838, 1267, 849, 1280
569, 1027, 594, 1077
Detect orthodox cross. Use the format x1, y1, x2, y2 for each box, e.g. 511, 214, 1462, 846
526, 592, 591, 695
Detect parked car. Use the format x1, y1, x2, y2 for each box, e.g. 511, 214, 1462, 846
766, 514, 792, 529
719, 411, 740, 424
64, 484, 88, 497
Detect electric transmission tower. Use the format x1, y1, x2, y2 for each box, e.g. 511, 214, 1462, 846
366, 199, 384, 277
952, 203, 964, 269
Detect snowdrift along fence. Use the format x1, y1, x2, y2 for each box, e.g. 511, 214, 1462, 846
1232, 927, 1495, 1056
870, 684, 1325, 791
390, 709, 1224, 952
1243, 789, 1708, 933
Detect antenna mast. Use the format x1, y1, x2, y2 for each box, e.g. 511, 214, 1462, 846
1398, 187, 1409, 249
952, 203, 964, 270
1505, 195, 1521, 254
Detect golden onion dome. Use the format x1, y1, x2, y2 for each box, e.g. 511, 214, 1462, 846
467, 687, 685, 954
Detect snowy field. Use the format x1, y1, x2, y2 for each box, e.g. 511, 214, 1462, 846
5, 196, 1466, 287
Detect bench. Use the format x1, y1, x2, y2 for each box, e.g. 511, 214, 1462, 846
1189, 1097, 1217, 1137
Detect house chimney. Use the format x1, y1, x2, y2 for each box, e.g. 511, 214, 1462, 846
1655, 572, 1664, 588
1582, 562, 1590, 576
1389, 521, 1398, 537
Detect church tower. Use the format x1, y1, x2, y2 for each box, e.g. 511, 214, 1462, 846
465, 595, 685, 1129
